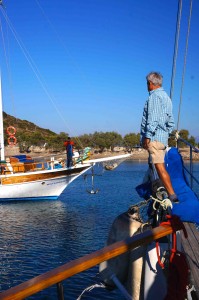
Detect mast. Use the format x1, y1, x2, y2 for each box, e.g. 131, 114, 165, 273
0, 74, 5, 161
0, 1, 5, 160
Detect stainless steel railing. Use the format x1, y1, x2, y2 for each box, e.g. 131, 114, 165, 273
177, 137, 199, 189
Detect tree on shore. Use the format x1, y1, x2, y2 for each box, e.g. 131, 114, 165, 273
4, 110, 197, 152
123, 133, 140, 150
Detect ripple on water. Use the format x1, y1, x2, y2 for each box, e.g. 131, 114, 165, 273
0, 161, 198, 299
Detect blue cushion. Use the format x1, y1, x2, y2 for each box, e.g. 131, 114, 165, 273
165, 147, 199, 225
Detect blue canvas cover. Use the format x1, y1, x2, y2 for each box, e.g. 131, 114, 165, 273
136, 180, 151, 200
136, 147, 199, 224
165, 147, 199, 225
12, 155, 34, 163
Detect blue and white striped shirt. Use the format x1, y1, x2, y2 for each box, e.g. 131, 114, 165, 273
140, 87, 175, 146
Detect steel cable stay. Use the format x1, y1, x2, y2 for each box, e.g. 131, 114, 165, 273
176, 0, 193, 131
0, 3, 85, 149
1, 0, 136, 156
79, 2, 196, 294
34, 0, 104, 149
34, 0, 108, 149
170, 0, 193, 134
170, 0, 183, 101
0, 12, 17, 119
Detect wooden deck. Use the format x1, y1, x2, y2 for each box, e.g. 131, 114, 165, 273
181, 222, 199, 298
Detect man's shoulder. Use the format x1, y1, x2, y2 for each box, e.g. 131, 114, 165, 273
150, 88, 170, 100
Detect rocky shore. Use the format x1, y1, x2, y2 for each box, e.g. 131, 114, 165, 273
131, 148, 199, 161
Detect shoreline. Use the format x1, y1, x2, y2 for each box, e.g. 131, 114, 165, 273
90, 148, 199, 162
4, 146, 199, 161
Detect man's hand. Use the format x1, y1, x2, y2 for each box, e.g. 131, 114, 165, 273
143, 138, 150, 150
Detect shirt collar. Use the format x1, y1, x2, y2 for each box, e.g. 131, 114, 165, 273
149, 87, 164, 95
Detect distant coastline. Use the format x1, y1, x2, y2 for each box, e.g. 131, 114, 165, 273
89, 148, 199, 161
4, 146, 199, 161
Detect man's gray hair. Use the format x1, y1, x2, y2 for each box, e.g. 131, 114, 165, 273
146, 72, 163, 86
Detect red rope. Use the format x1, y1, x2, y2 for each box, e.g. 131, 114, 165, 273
160, 214, 188, 239
155, 241, 165, 268
155, 215, 189, 299
160, 214, 188, 263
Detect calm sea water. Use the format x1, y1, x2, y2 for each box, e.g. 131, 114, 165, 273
0, 160, 199, 300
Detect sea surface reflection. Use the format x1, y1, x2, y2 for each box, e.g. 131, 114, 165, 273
0, 160, 199, 299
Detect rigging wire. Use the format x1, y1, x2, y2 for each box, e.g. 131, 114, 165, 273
170, 0, 183, 101
34, 0, 104, 148
34, 0, 91, 84
2, 1, 137, 150
0, 5, 85, 148
34, 1, 124, 148
0, 8, 17, 120
177, 0, 193, 131
34, 0, 85, 148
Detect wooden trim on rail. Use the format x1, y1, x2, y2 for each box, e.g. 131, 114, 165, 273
0, 224, 173, 300
1, 165, 89, 185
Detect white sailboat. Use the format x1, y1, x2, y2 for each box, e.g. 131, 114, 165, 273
0, 9, 131, 202
0, 2, 132, 202
0, 78, 132, 201
0, 83, 92, 201
0, 5, 94, 200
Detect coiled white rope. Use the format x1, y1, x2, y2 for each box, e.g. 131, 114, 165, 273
150, 196, 173, 211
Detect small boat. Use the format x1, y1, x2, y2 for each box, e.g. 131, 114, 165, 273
104, 162, 118, 170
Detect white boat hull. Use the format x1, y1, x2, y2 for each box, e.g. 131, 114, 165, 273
0, 164, 91, 201
143, 242, 167, 300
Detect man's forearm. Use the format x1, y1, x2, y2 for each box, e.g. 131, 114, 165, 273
143, 138, 150, 150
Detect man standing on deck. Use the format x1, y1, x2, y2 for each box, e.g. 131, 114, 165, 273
140, 71, 178, 203
64, 137, 74, 168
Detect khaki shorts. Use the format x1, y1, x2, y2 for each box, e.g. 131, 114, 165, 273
148, 141, 166, 164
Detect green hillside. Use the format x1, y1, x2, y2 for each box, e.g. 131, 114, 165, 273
3, 112, 67, 151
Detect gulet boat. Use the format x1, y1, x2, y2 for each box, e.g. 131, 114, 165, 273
0, 83, 92, 201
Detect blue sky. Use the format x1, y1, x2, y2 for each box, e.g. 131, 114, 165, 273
0, 0, 198, 138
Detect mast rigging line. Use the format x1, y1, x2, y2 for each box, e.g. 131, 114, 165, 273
0, 14, 17, 120
34, 0, 103, 148
170, 0, 193, 133
170, 0, 182, 101
0, 5, 84, 149
177, 0, 193, 131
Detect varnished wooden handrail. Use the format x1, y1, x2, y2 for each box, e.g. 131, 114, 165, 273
0, 224, 173, 300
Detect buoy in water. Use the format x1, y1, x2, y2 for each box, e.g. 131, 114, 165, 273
87, 188, 99, 194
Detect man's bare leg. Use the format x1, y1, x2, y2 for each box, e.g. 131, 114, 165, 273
154, 163, 175, 196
